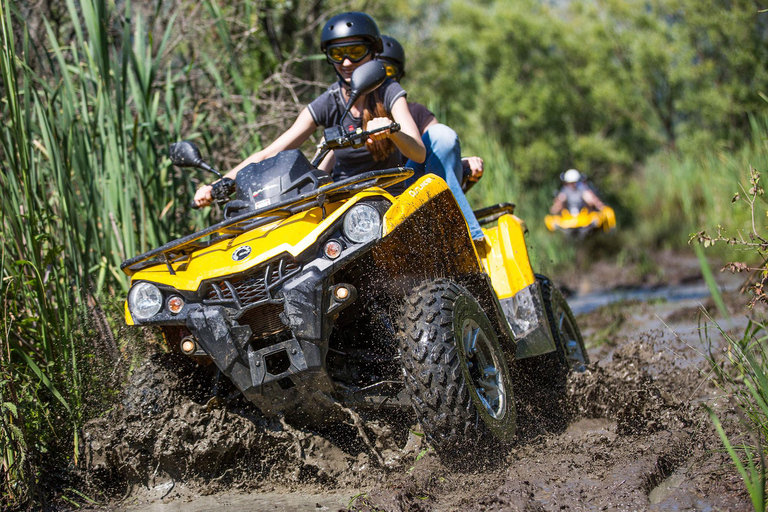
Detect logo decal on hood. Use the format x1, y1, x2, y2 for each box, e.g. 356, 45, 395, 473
232, 245, 252, 262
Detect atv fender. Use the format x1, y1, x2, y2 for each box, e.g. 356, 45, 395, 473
483, 214, 557, 359
374, 175, 517, 354
380, 174, 481, 278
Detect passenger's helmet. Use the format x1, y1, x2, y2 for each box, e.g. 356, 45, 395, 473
320, 12, 383, 53
378, 35, 406, 80
561, 168, 582, 183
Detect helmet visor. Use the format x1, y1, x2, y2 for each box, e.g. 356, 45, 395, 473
327, 43, 371, 64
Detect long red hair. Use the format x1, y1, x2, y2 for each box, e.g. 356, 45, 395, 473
362, 89, 395, 162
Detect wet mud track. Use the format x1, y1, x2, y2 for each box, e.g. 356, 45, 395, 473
82, 257, 755, 511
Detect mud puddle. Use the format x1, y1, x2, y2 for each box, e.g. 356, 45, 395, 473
78, 253, 756, 511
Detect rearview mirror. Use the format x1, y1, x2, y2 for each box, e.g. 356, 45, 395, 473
342, 61, 387, 119
169, 141, 204, 168
349, 60, 387, 103
169, 141, 220, 177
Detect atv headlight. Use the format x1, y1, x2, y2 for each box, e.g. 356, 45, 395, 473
343, 204, 381, 244
128, 282, 163, 320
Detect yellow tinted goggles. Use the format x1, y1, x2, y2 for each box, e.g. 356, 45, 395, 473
383, 63, 398, 78
326, 43, 371, 64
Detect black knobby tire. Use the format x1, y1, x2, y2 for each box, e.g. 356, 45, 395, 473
511, 276, 588, 438
398, 278, 516, 454
536, 274, 589, 373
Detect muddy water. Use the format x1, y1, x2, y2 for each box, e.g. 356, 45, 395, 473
567, 280, 738, 315
82, 259, 755, 511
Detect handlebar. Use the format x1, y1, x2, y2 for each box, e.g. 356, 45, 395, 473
323, 122, 401, 151
191, 177, 236, 209
313, 122, 401, 167
192, 121, 402, 208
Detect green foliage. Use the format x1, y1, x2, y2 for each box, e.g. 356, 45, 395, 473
380, 0, 768, 203
629, 115, 768, 252
702, 310, 768, 511
697, 168, 768, 511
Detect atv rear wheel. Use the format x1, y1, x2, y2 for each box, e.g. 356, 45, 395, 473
537, 274, 589, 372
512, 276, 587, 438
398, 279, 516, 454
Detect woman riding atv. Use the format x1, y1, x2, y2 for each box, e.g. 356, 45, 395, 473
193, 12, 425, 208
321, 34, 486, 241
549, 168, 606, 215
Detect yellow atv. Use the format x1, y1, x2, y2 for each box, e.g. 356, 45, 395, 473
121, 62, 588, 456
545, 206, 616, 240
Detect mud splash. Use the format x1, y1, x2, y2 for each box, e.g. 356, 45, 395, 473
82, 331, 747, 511
80, 256, 754, 511
82, 355, 416, 503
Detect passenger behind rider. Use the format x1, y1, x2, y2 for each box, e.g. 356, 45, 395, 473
193, 12, 425, 208
380, 35, 486, 242
549, 168, 606, 215
321, 35, 486, 241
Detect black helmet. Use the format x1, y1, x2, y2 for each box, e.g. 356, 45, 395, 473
320, 12, 383, 53
378, 35, 406, 80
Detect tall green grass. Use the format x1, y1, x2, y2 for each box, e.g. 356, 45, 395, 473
695, 162, 768, 511
0, 0, 203, 505
699, 266, 768, 511
628, 115, 768, 255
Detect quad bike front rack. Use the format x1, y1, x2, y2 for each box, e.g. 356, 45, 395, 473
121, 168, 413, 275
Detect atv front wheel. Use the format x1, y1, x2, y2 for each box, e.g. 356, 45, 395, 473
398, 279, 516, 454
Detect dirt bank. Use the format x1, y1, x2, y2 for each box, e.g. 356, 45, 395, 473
77, 254, 756, 511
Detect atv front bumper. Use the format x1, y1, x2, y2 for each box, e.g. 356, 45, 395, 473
186, 304, 333, 414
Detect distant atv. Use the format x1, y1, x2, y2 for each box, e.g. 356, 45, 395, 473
121, 61, 588, 456
545, 206, 616, 241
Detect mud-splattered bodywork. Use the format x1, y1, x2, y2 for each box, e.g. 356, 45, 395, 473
122, 173, 556, 417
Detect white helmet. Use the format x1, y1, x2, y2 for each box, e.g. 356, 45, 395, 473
561, 168, 581, 183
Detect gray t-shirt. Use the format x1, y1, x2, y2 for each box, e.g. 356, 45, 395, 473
308, 79, 407, 182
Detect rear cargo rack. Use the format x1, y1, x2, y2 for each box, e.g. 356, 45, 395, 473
474, 203, 516, 226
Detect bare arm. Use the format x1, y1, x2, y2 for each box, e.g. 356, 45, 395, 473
382, 97, 426, 163
583, 189, 605, 210
226, 108, 318, 178
550, 192, 566, 214
318, 150, 336, 173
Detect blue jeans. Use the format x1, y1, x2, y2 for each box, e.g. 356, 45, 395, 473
405, 124, 484, 240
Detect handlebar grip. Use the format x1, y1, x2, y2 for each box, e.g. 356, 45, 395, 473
190, 200, 200, 210
211, 177, 236, 203
191, 177, 235, 209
